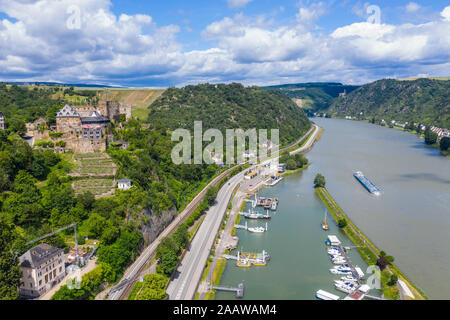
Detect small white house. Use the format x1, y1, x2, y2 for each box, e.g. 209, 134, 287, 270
118, 179, 132, 190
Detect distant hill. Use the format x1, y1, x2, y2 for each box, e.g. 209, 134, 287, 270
263, 82, 360, 113
328, 79, 450, 129
147, 83, 311, 146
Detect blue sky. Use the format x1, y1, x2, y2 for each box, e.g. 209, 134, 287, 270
0, 0, 449, 87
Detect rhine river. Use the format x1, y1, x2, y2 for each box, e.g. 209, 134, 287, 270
216, 118, 450, 300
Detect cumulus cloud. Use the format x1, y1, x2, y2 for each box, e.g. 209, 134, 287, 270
442, 6, 450, 21
296, 1, 327, 28
406, 2, 421, 13
0, 0, 449, 86
202, 14, 317, 64
226, 0, 252, 9
0, 0, 183, 83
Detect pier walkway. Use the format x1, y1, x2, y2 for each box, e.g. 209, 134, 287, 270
210, 283, 244, 298
222, 254, 238, 260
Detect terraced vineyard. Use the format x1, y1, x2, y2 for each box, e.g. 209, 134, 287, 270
70, 152, 118, 198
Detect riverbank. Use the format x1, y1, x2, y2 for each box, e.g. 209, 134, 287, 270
334, 117, 449, 157
205, 127, 323, 300
315, 186, 427, 300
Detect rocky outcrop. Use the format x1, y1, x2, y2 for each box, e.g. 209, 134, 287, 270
138, 207, 178, 245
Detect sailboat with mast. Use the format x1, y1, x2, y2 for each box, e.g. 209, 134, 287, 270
322, 211, 329, 231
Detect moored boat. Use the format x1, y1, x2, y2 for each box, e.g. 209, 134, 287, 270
322, 211, 329, 230
315, 289, 340, 300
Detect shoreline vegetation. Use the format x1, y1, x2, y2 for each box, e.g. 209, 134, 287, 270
330, 117, 449, 157
315, 186, 427, 300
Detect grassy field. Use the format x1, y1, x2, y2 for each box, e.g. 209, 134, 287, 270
96, 89, 165, 119
315, 187, 427, 300
55, 87, 166, 120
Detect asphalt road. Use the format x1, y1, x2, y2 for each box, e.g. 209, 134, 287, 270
166, 124, 320, 300
166, 170, 247, 300
108, 124, 319, 300
107, 167, 236, 300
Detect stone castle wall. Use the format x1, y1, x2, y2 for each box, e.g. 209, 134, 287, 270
56, 117, 82, 133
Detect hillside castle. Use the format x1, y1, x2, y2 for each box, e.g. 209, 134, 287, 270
54, 101, 131, 153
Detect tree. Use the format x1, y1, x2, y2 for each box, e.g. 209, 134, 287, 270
135, 274, 167, 300
424, 127, 438, 145
286, 159, 297, 170
0, 221, 22, 300
387, 274, 398, 286
338, 219, 347, 228
76, 191, 95, 211
156, 250, 178, 276
84, 213, 106, 238
376, 256, 389, 271
205, 186, 218, 206
376, 251, 395, 271
440, 137, 450, 151
314, 173, 326, 188
100, 223, 120, 245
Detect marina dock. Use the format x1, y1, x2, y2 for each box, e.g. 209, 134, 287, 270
210, 283, 244, 298
236, 250, 270, 268
324, 235, 382, 300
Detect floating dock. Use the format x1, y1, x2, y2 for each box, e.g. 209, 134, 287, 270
264, 176, 283, 186
236, 250, 270, 268
353, 171, 380, 195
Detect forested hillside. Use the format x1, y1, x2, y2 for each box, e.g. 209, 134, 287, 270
147, 83, 311, 146
0, 84, 63, 133
328, 79, 450, 128
263, 82, 360, 112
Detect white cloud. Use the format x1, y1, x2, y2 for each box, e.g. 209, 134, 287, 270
296, 1, 327, 28
406, 2, 421, 13
226, 0, 252, 9
442, 6, 450, 21
0, 0, 183, 83
0, 0, 449, 86
202, 15, 317, 64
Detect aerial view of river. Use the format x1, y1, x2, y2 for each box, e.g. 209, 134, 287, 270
216, 118, 450, 300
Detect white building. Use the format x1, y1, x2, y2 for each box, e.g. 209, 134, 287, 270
117, 179, 132, 190
19, 243, 65, 298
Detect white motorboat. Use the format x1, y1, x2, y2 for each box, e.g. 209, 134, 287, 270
334, 281, 357, 294
248, 223, 268, 233
330, 268, 352, 275
340, 275, 358, 282
315, 290, 340, 300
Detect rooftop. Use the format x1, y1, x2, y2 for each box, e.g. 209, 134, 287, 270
19, 243, 63, 268
56, 104, 81, 118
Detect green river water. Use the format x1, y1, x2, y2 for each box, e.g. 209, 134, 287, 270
216, 118, 450, 300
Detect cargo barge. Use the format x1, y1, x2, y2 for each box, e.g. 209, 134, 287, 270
353, 171, 380, 196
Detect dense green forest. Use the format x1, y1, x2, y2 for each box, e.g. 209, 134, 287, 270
147, 83, 311, 147
263, 82, 360, 113
0, 84, 64, 131
327, 79, 450, 129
